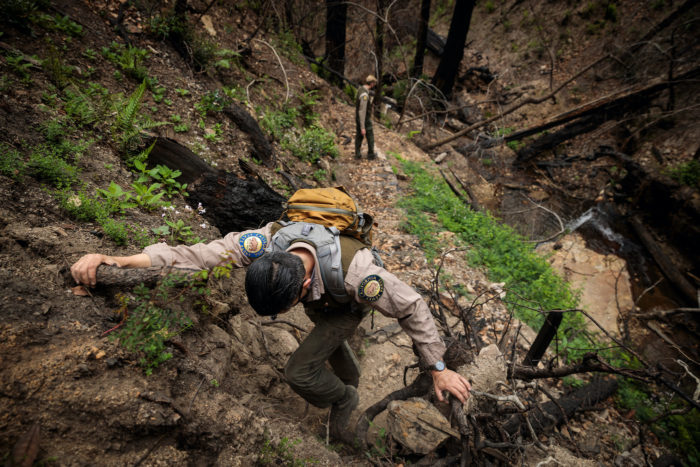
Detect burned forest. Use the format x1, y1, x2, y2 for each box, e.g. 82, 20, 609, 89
1, 0, 699, 466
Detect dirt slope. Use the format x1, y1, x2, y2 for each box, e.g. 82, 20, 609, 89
1, 0, 696, 465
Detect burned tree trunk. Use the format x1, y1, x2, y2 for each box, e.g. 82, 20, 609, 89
411, 0, 431, 78
431, 0, 475, 100
502, 378, 618, 438
146, 136, 285, 234
222, 104, 275, 167
325, 0, 347, 87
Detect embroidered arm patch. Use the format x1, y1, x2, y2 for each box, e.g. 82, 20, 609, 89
358, 274, 384, 302
239, 233, 267, 258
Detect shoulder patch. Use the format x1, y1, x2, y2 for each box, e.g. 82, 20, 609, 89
358, 274, 384, 302
362, 95, 368, 101
239, 233, 267, 258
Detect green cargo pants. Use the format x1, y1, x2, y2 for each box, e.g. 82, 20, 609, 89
355, 116, 375, 158
284, 304, 367, 408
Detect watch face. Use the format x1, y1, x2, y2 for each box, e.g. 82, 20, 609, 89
434, 361, 445, 371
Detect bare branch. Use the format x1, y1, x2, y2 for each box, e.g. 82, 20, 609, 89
253, 39, 289, 104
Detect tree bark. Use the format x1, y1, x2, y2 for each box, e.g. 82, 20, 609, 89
628, 216, 697, 304
411, 0, 431, 78
146, 137, 285, 234
325, 0, 347, 87
222, 103, 275, 167
431, 0, 475, 100
502, 378, 618, 438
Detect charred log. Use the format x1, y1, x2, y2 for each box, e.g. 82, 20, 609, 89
145, 137, 285, 234
628, 216, 697, 304
222, 104, 275, 167
188, 170, 285, 234
502, 378, 618, 438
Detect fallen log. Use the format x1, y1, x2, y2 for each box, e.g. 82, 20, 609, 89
222, 103, 275, 167
63, 265, 201, 289
502, 378, 618, 438
512, 66, 700, 163
628, 216, 697, 304
145, 136, 286, 234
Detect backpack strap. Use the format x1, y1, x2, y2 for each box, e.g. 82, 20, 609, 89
269, 222, 350, 303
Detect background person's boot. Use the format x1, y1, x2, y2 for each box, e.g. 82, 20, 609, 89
329, 385, 358, 444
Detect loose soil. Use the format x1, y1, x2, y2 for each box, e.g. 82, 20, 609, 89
1, 1, 698, 466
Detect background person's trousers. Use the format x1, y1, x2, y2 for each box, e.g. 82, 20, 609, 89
284, 304, 366, 408
355, 118, 375, 157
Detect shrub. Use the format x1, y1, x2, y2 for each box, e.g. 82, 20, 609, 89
0, 143, 26, 180
667, 160, 700, 187
283, 125, 338, 163
28, 144, 78, 187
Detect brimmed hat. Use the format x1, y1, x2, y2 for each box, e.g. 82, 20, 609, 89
365, 74, 377, 84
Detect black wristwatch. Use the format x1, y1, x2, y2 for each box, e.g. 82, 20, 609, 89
430, 360, 446, 372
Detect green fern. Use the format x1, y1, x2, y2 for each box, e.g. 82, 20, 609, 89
113, 80, 166, 156
115, 80, 147, 138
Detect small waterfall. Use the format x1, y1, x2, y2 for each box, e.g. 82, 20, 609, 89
567, 206, 627, 250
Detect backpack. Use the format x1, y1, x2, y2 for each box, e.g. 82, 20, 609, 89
285, 187, 374, 246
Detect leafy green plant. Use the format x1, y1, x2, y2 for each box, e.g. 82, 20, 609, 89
140, 163, 188, 198
35, 12, 83, 36
113, 82, 167, 156
666, 159, 700, 187
260, 106, 298, 141
312, 169, 327, 182
0, 143, 25, 180
130, 182, 167, 210
101, 41, 149, 82
259, 436, 313, 466
195, 89, 231, 117
283, 125, 338, 163
298, 89, 320, 126
155, 218, 203, 244
111, 279, 195, 375
204, 123, 223, 142
28, 144, 78, 187
97, 181, 136, 213
213, 48, 241, 69
397, 159, 583, 355
175, 88, 189, 97
6, 52, 35, 83
174, 123, 189, 133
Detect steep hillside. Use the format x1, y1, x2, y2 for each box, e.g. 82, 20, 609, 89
1, 1, 697, 465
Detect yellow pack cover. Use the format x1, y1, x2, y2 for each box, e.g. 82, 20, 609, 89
286, 187, 373, 244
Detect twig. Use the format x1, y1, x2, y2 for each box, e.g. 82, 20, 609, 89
253, 39, 289, 104
646, 321, 700, 366
520, 194, 565, 244
470, 390, 525, 410
132, 434, 166, 467
188, 376, 207, 415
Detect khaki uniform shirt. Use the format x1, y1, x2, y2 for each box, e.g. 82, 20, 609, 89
144, 222, 446, 365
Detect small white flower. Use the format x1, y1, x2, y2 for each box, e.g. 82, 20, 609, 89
162, 213, 166, 217
162, 206, 168, 211
185, 205, 192, 211
200, 223, 207, 229
197, 202, 203, 209
199, 208, 206, 214
169, 205, 175, 211
175, 210, 180, 215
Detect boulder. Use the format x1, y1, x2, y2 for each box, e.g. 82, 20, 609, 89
537, 233, 635, 336
386, 397, 457, 454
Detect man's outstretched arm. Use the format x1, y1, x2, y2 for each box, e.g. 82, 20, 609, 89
71, 253, 151, 287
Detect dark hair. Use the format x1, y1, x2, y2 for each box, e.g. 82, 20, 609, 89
245, 251, 305, 316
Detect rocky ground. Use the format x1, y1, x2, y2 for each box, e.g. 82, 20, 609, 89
1, 0, 697, 465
